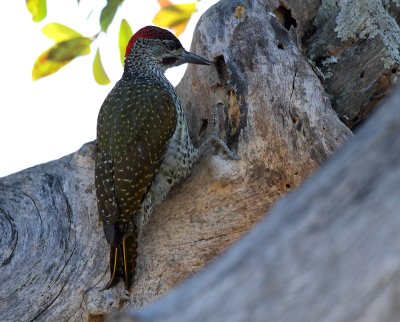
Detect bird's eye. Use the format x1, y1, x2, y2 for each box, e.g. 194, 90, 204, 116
164, 41, 177, 51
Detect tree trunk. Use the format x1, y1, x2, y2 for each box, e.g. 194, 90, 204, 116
115, 85, 400, 322
304, 0, 400, 128
0, 0, 398, 321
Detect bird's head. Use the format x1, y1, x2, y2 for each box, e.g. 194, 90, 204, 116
124, 26, 212, 71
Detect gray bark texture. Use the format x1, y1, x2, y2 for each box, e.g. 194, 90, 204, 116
304, 0, 400, 128
0, 0, 397, 321
115, 85, 400, 322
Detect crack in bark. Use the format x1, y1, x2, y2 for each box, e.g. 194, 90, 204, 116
289, 68, 297, 103
51, 243, 76, 287
30, 274, 72, 322
54, 175, 74, 243
0, 208, 18, 268
22, 192, 43, 228
166, 230, 249, 247
27, 175, 78, 321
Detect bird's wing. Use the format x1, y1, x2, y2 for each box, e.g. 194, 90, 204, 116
96, 83, 122, 244
96, 79, 177, 245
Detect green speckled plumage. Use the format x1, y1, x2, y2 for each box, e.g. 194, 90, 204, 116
95, 26, 211, 290
95, 77, 178, 289
96, 77, 177, 243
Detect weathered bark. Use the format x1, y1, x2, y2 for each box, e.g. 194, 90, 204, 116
0, 143, 110, 321
304, 0, 400, 128
269, 0, 321, 39
116, 85, 400, 322
132, 0, 350, 310
2, 0, 397, 321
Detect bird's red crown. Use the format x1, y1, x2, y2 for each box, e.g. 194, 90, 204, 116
125, 26, 182, 59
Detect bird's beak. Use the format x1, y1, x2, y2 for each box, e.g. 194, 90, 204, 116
181, 50, 212, 65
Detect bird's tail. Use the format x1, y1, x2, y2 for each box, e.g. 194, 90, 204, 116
103, 230, 138, 290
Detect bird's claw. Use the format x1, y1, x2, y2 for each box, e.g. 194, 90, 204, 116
198, 103, 240, 160
209, 134, 240, 160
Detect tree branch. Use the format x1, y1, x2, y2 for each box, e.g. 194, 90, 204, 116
115, 84, 400, 322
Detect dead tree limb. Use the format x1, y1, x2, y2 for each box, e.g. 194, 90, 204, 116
304, 0, 400, 127
114, 84, 400, 322
4, 0, 399, 320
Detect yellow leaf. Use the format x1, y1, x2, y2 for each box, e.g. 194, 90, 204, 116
32, 37, 91, 80
171, 21, 188, 36
26, 0, 47, 22
158, 0, 173, 7
153, 2, 197, 36
119, 19, 133, 65
42, 23, 82, 42
93, 49, 111, 85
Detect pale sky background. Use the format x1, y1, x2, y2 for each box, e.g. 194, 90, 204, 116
0, 0, 217, 177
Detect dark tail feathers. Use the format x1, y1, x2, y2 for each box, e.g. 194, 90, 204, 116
103, 230, 138, 290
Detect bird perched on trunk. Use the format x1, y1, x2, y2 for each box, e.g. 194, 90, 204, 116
95, 26, 236, 290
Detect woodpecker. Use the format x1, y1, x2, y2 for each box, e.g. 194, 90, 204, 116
95, 26, 235, 290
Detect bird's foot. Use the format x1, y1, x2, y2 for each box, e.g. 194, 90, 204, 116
199, 103, 240, 160
200, 133, 240, 160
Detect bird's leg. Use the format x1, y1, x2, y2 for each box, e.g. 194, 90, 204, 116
199, 103, 240, 160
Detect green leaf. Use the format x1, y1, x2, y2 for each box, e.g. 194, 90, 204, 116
93, 48, 111, 85
42, 23, 82, 42
32, 37, 91, 80
26, 0, 47, 22
100, 0, 123, 33
153, 1, 197, 36
118, 19, 133, 65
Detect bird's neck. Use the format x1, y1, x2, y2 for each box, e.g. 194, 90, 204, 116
124, 49, 168, 80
